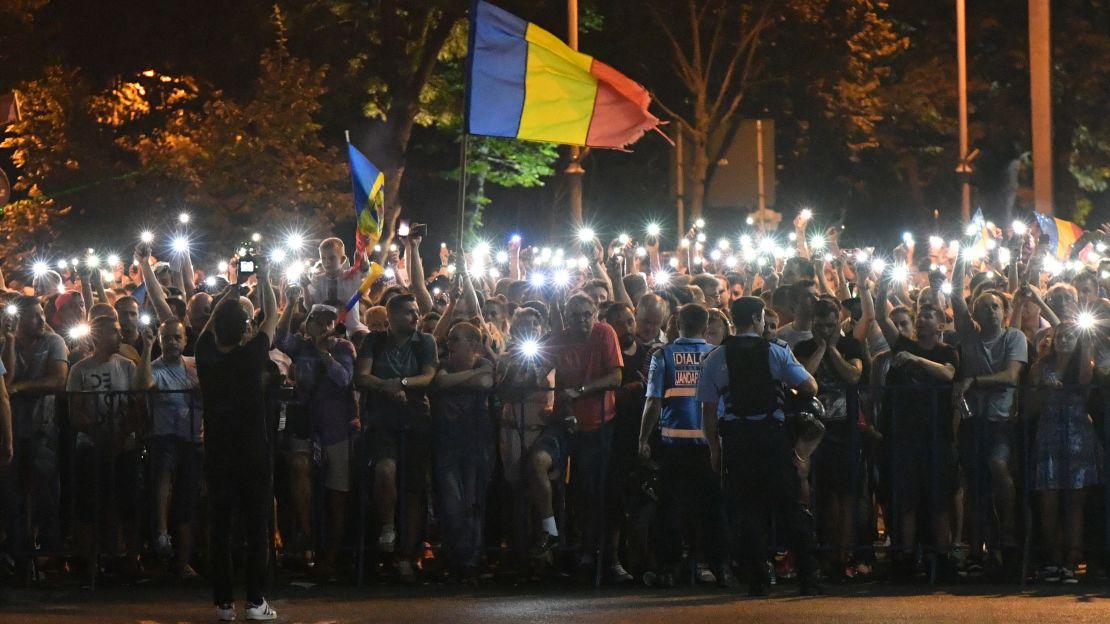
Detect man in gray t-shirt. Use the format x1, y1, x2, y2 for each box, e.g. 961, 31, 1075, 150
951, 259, 1028, 560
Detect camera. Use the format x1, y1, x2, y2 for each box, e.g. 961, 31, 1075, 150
409, 223, 428, 238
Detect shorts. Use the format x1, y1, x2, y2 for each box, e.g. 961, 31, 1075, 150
958, 418, 1016, 472
531, 424, 569, 480
284, 432, 354, 493
148, 435, 203, 522
366, 426, 430, 495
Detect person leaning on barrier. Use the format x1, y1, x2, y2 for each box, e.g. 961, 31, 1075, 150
135, 318, 202, 581
195, 264, 280, 621
874, 278, 959, 581
0, 295, 66, 579
640, 303, 734, 588
354, 293, 437, 583
66, 315, 143, 580
275, 302, 358, 580
697, 296, 819, 597
527, 292, 622, 584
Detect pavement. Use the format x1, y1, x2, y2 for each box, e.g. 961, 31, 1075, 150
3, 582, 1110, 623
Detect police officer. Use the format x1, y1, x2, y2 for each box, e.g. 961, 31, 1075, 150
639, 303, 734, 588
698, 296, 819, 596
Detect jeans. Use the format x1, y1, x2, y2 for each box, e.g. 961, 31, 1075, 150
573, 425, 615, 559
207, 466, 272, 606
434, 416, 494, 569
656, 443, 727, 568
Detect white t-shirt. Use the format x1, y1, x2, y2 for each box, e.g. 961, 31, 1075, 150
307, 265, 368, 335
66, 354, 136, 447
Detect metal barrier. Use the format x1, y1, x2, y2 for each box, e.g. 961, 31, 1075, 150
4, 380, 1110, 590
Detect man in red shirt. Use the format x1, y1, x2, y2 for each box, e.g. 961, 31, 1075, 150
527, 293, 623, 583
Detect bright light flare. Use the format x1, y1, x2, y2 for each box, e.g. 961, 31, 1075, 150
929, 236, 945, 249
5, 304, 18, 316
68, 323, 90, 340
646, 223, 661, 237
529, 272, 546, 288
171, 237, 189, 254
270, 248, 287, 263
941, 281, 953, 296
286, 233, 305, 250
965, 223, 980, 237
694, 218, 706, 229
1078, 311, 1097, 332
891, 264, 909, 283
810, 235, 826, 251
32, 261, 49, 277
577, 227, 595, 243
397, 223, 410, 237
384, 267, 396, 279
798, 208, 813, 221
107, 254, 120, 267
1012, 220, 1028, 236
635, 247, 647, 258
618, 233, 630, 245
178, 212, 190, 224
217, 261, 229, 273
472, 241, 491, 258
140, 313, 152, 326
284, 263, 304, 282
902, 232, 914, 245
654, 270, 672, 287
85, 254, 100, 268
520, 338, 541, 359
668, 257, 679, 268
251, 232, 262, 243
204, 276, 217, 288
553, 269, 571, 287
496, 250, 509, 264
140, 231, 154, 244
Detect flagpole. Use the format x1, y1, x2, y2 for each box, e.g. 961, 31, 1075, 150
456, 135, 470, 256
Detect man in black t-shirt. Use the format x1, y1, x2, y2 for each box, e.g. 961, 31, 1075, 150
876, 280, 959, 579
195, 264, 280, 622
794, 299, 865, 579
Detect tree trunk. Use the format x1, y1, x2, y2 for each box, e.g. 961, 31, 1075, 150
689, 134, 709, 222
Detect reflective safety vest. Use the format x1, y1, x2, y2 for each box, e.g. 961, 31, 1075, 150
659, 338, 715, 445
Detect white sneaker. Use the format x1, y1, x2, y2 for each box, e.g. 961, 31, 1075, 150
378, 528, 397, 553
244, 598, 277, 621
216, 602, 236, 621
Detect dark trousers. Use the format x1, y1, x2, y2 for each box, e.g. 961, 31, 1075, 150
656, 443, 726, 568
207, 466, 272, 606
722, 419, 815, 586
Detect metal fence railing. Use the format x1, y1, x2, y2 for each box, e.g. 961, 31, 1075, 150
2, 382, 1109, 590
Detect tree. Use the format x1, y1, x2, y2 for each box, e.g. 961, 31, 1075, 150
647, 0, 773, 220
283, 0, 467, 254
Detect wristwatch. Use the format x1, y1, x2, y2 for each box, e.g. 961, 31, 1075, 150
400, 377, 410, 388
575, 384, 586, 394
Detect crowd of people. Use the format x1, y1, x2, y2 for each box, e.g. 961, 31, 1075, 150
1, 210, 1109, 619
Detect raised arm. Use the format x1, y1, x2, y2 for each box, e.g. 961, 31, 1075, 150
874, 278, 901, 348
135, 244, 176, 325
256, 262, 279, 344
406, 233, 434, 314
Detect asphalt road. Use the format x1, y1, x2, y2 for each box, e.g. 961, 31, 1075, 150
4, 582, 1110, 624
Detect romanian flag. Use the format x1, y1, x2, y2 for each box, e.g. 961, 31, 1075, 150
346, 141, 384, 261
467, 1, 660, 149
1035, 212, 1084, 260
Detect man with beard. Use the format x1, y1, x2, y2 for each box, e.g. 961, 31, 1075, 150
355, 294, 437, 583
603, 302, 648, 583
1, 296, 61, 579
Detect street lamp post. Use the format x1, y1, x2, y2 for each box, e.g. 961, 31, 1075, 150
566, 0, 585, 226
956, 0, 973, 224
1028, 0, 1053, 216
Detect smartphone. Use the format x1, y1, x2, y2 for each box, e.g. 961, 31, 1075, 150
409, 223, 427, 238
237, 254, 256, 281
